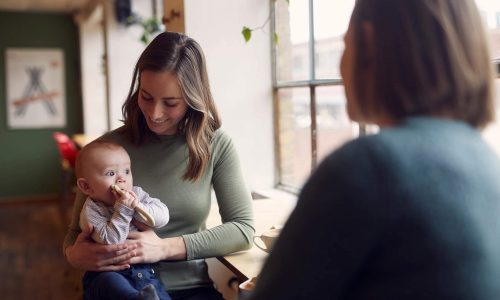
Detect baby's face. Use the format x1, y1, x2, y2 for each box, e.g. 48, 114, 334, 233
82, 147, 133, 205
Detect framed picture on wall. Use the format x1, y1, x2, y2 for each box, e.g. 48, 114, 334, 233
5, 48, 66, 129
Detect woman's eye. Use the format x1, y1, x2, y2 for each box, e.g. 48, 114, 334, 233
105, 171, 115, 176
163, 101, 177, 108
141, 94, 153, 101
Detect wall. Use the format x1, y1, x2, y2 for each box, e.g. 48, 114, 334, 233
79, 0, 275, 192
0, 11, 82, 200
78, 1, 151, 136
107, 1, 157, 130
78, 5, 107, 135
185, 0, 275, 191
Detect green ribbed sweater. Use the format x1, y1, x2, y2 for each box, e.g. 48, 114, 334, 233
63, 128, 255, 291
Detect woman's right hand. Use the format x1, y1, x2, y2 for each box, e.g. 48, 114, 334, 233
65, 225, 138, 271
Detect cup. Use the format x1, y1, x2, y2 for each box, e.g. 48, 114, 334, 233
239, 276, 258, 299
253, 227, 281, 253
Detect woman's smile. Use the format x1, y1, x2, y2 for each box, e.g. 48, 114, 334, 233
150, 118, 168, 124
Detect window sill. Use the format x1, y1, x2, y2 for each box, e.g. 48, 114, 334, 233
251, 188, 298, 203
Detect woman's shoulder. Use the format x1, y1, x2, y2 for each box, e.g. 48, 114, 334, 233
318, 131, 401, 175
330, 124, 419, 159
211, 128, 231, 142
328, 132, 387, 157
210, 128, 234, 149
209, 128, 239, 164
98, 126, 131, 145
99, 126, 123, 139
318, 120, 458, 178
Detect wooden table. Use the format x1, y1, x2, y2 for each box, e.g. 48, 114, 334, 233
206, 197, 297, 281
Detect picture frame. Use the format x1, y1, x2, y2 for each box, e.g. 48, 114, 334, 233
5, 48, 66, 129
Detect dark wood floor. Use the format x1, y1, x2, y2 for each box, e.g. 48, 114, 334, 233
0, 198, 83, 299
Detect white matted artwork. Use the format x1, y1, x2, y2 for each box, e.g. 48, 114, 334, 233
5, 48, 66, 129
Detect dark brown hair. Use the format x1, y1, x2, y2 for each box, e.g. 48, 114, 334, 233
350, 0, 495, 128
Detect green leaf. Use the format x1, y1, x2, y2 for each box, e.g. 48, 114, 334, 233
273, 32, 279, 45
242, 27, 252, 42
140, 33, 149, 45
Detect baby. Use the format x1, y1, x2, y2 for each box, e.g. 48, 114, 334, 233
75, 140, 171, 300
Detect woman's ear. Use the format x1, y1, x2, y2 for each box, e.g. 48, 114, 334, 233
76, 178, 92, 195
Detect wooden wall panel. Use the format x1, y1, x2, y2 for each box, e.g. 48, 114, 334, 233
162, 0, 184, 33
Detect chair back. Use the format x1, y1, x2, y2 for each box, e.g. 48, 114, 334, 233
52, 132, 78, 169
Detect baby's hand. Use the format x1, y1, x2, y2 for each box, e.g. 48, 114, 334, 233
111, 185, 138, 209
127, 193, 139, 209
119, 190, 138, 209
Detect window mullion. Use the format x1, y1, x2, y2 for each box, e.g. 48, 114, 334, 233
275, 78, 344, 88
308, 0, 316, 81
310, 86, 318, 170
270, 0, 277, 86
308, 0, 318, 171
359, 123, 367, 136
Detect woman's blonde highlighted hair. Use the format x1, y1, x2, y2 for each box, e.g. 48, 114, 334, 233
350, 0, 495, 128
120, 32, 221, 181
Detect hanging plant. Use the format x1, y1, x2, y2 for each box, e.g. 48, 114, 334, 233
127, 15, 164, 45
138, 17, 164, 45
242, 0, 289, 44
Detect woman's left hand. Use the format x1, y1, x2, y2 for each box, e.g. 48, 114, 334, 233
127, 219, 187, 264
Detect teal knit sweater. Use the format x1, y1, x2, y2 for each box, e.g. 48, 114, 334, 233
250, 117, 500, 299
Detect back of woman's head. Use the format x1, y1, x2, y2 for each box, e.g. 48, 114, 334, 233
351, 0, 495, 128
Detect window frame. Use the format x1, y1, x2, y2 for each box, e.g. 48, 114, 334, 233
271, 0, 500, 193
271, 0, 364, 193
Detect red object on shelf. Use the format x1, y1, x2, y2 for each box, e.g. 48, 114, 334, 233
52, 132, 78, 169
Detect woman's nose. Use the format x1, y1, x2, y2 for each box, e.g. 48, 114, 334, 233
150, 102, 164, 120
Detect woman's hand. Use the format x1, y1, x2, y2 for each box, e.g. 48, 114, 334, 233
65, 225, 138, 271
127, 220, 187, 264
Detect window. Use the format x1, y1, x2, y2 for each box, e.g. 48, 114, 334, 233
273, 0, 500, 192
273, 0, 355, 191
476, 0, 500, 154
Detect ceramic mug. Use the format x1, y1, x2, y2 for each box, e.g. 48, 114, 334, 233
253, 228, 281, 253
239, 276, 258, 297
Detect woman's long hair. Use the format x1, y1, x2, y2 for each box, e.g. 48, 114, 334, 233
120, 32, 221, 181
